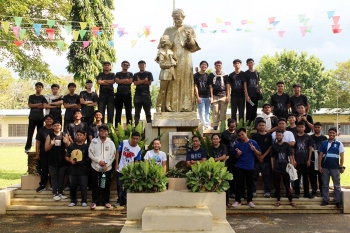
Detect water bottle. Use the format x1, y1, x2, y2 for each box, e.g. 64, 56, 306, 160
248, 100, 255, 106
100, 173, 106, 188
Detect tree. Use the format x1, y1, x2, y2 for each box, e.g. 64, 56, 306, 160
150, 81, 160, 108
257, 50, 332, 112
0, 0, 71, 80
67, 0, 116, 86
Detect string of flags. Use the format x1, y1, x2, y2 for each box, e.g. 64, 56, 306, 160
0, 10, 346, 49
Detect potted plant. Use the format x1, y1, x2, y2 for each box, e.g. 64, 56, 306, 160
186, 158, 233, 193
166, 163, 188, 190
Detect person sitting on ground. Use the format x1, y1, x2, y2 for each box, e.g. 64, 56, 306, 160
144, 139, 167, 173
186, 135, 208, 168
271, 130, 295, 207
254, 103, 278, 133
65, 130, 89, 207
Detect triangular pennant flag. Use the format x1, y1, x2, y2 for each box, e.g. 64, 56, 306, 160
47, 20, 55, 28
19, 28, 26, 39
302, 18, 310, 25
300, 26, 307, 36
247, 20, 254, 24
245, 30, 251, 32
14, 17, 22, 26
108, 41, 114, 46
143, 29, 150, 38
117, 30, 124, 37
150, 39, 156, 42
210, 30, 217, 33
272, 21, 280, 27
327, 11, 335, 20
82, 41, 90, 49
241, 20, 247, 25
278, 31, 285, 37
221, 30, 227, 33
224, 22, 231, 26
216, 18, 223, 23
201, 23, 208, 28
12, 26, 20, 38
112, 24, 118, 28
14, 40, 23, 47
306, 26, 312, 33
200, 28, 205, 33
332, 16, 340, 25
33, 24, 41, 36
65, 25, 72, 35
332, 29, 342, 34
57, 40, 65, 51
45, 28, 55, 41
72, 30, 79, 41
144, 26, 151, 33
236, 28, 243, 31
298, 14, 306, 23
137, 32, 144, 38
92, 26, 100, 37
268, 17, 275, 25
131, 40, 137, 48
2, 21, 10, 34
97, 31, 102, 36
80, 22, 87, 30
192, 25, 197, 30
268, 27, 274, 31
79, 30, 87, 39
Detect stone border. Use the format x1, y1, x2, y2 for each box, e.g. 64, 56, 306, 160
0, 187, 18, 214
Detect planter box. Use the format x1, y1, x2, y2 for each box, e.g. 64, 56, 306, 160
168, 178, 187, 190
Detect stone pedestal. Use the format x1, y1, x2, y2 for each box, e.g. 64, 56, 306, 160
152, 112, 199, 127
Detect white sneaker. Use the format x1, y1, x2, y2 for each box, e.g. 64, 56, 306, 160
232, 201, 241, 207
82, 203, 88, 207
248, 202, 255, 208
68, 203, 76, 207
59, 194, 67, 199
53, 195, 61, 201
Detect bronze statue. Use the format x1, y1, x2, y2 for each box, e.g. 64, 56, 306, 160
156, 9, 200, 112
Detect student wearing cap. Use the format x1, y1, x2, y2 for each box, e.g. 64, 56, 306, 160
133, 60, 153, 127
254, 103, 278, 133
115, 61, 133, 127
79, 80, 99, 127
296, 103, 314, 134
97, 61, 115, 124
290, 83, 310, 114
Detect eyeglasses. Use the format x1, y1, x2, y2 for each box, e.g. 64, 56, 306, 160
123, 64, 130, 66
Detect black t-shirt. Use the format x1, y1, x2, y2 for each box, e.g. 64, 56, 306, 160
194, 72, 210, 98
133, 71, 153, 96
310, 134, 327, 162
49, 97, 63, 120
66, 122, 88, 142
208, 73, 228, 97
186, 147, 208, 161
66, 143, 89, 176
286, 126, 297, 135
115, 72, 133, 95
228, 71, 246, 98
271, 142, 293, 173
63, 94, 80, 121
47, 132, 67, 167
270, 93, 290, 117
290, 94, 309, 114
88, 123, 105, 139
97, 72, 115, 95
244, 70, 260, 97
251, 133, 272, 163
209, 144, 227, 160
296, 114, 314, 134
35, 127, 54, 153
79, 91, 99, 118
221, 130, 238, 162
294, 134, 311, 164
28, 94, 47, 121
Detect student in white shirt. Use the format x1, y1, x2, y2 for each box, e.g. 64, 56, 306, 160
144, 139, 167, 173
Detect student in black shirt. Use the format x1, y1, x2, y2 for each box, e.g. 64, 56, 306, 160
115, 60, 133, 127
271, 130, 295, 206
63, 83, 81, 132
270, 81, 290, 119
251, 119, 272, 198
293, 121, 313, 199
286, 114, 297, 135
296, 103, 314, 134
35, 115, 54, 192
244, 58, 261, 124
209, 134, 227, 162
44, 84, 63, 125
65, 129, 89, 207
186, 136, 208, 168
309, 122, 327, 196
290, 83, 310, 114
25, 82, 47, 152
88, 110, 104, 142
97, 61, 115, 124
80, 80, 99, 127
227, 59, 246, 122
67, 109, 88, 143
133, 60, 153, 127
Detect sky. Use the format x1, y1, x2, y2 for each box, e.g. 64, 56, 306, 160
19, 0, 350, 79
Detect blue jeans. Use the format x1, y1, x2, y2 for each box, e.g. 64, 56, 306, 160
117, 172, 127, 205
197, 97, 210, 127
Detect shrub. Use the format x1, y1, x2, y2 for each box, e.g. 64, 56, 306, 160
166, 167, 187, 178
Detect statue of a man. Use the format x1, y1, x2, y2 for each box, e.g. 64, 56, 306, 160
157, 8, 200, 112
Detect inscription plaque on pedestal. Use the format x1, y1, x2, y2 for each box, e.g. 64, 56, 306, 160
168, 132, 192, 168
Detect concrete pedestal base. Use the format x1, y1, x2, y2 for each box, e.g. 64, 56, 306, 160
342, 189, 350, 213
0, 187, 17, 214
168, 178, 187, 190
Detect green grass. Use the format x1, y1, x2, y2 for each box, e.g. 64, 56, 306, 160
0, 146, 349, 189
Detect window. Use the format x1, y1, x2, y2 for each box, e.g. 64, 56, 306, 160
8, 124, 28, 137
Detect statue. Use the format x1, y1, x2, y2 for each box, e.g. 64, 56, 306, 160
156, 8, 201, 112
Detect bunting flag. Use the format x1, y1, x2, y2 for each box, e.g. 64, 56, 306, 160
117, 30, 124, 37
14, 17, 22, 26
108, 41, 114, 46
302, 18, 310, 25
298, 14, 306, 23
33, 24, 41, 36
79, 30, 87, 39
236, 28, 243, 31
46, 28, 55, 41
72, 30, 79, 41
247, 20, 254, 24
19, 28, 26, 39
137, 32, 144, 38
268, 27, 274, 31
201, 23, 208, 28
332, 24, 342, 34
216, 18, 223, 23
2, 21, 10, 34
327, 11, 335, 19
306, 26, 312, 33
97, 31, 102, 36
80, 22, 87, 30
241, 20, 247, 25
92, 26, 100, 37
300, 26, 307, 36
82, 41, 90, 49
200, 28, 205, 33
47, 20, 55, 28
131, 40, 137, 48
245, 29, 251, 32
112, 24, 118, 28
12, 26, 20, 38
14, 40, 24, 47
192, 25, 197, 30
150, 39, 156, 42
143, 26, 151, 38
57, 40, 64, 51
278, 31, 285, 37
332, 16, 340, 25
272, 21, 280, 27
210, 30, 217, 33
65, 25, 72, 35
268, 17, 275, 24
221, 30, 227, 33
224, 22, 231, 26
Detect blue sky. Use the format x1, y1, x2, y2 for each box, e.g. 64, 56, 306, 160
37, 0, 350, 79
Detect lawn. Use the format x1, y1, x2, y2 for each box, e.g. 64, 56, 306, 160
0, 146, 350, 189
